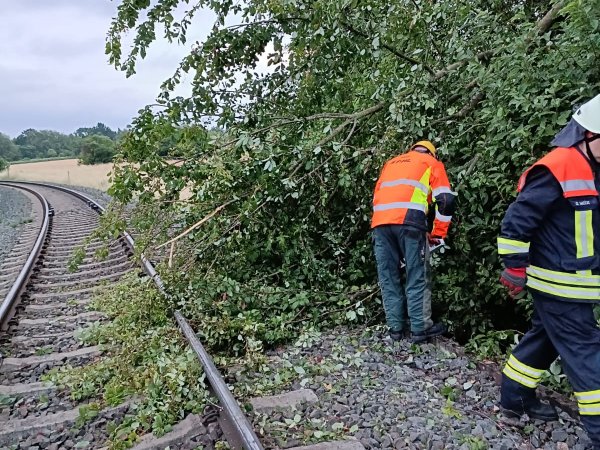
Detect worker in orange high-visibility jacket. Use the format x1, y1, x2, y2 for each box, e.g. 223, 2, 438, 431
498, 94, 600, 449
371, 140, 456, 343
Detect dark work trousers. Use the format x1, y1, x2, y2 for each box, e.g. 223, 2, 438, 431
372, 224, 433, 333
501, 292, 600, 449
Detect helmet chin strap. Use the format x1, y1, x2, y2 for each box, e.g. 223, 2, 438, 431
586, 142, 595, 163
585, 134, 600, 163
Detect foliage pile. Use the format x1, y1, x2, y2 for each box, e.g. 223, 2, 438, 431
105, 0, 600, 345
46, 276, 209, 448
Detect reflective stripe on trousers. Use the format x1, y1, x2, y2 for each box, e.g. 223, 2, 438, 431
500, 293, 600, 447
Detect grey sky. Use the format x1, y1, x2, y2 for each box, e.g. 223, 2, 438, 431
0, 1, 212, 137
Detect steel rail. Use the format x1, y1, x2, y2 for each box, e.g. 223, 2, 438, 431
3, 181, 107, 212
175, 312, 265, 450
123, 213, 264, 449
0, 181, 263, 450
0, 183, 50, 331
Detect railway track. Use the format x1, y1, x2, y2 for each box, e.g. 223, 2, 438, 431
0, 182, 136, 448
0, 182, 357, 450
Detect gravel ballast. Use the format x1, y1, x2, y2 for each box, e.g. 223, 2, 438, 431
237, 326, 593, 450
0, 186, 32, 264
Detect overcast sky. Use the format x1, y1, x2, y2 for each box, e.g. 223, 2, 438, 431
0, 1, 213, 137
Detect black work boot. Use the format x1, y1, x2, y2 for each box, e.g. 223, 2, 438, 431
502, 400, 558, 421
389, 329, 403, 342
411, 322, 446, 344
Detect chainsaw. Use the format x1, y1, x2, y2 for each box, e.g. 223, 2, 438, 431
400, 239, 445, 269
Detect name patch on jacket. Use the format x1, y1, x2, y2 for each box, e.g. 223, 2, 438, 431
568, 196, 599, 210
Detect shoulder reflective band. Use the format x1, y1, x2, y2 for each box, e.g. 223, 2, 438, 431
497, 237, 530, 255
502, 355, 543, 389
373, 202, 427, 212
527, 265, 600, 287
432, 186, 457, 197
435, 210, 452, 223
575, 390, 600, 415
380, 178, 429, 194
560, 179, 596, 193
575, 210, 594, 258
527, 277, 600, 300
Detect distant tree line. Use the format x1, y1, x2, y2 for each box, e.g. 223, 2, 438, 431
0, 123, 120, 166
0, 123, 219, 169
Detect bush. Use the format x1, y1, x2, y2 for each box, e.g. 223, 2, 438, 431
78, 135, 116, 165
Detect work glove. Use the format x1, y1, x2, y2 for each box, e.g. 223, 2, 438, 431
427, 233, 442, 246
500, 267, 527, 298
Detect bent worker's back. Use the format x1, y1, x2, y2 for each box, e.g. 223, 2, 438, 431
372, 150, 454, 239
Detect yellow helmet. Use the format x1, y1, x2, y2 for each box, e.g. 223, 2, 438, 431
410, 140, 436, 156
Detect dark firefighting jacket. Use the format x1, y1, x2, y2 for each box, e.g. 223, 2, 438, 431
498, 146, 600, 302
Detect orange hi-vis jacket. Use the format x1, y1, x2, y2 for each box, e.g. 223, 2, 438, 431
371, 150, 456, 238
518, 147, 597, 197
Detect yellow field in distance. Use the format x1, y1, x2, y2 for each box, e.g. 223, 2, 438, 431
0, 159, 111, 191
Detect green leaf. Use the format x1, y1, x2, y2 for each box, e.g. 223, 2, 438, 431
294, 366, 306, 375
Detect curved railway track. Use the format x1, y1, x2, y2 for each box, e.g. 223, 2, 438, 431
0, 182, 136, 449
0, 182, 267, 450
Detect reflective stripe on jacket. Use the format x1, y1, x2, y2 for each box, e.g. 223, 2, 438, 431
498, 146, 600, 302
371, 151, 456, 238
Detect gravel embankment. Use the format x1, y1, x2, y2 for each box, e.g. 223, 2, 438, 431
239, 326, 592, 450
0, 186, 33, 264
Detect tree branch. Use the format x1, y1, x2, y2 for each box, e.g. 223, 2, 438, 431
286, 102, 386, 179
156, 198, 237, 250
432, 91, 486, 125
433, 2, 565, 80
342, 22, 436, 76
341, 120, 358, 146
315, 102, 386, 147
433, 50, 494, 80
224, 101, 386, 151
537, 1, 566, 35
448, 79, 479, 103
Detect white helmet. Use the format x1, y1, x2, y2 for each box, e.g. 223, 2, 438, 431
573, 94, 600, 134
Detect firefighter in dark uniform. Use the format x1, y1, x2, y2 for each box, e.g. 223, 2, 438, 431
498, 94, 600, 449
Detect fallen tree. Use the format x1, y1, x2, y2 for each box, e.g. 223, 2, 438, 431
104, 0, 600, 345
